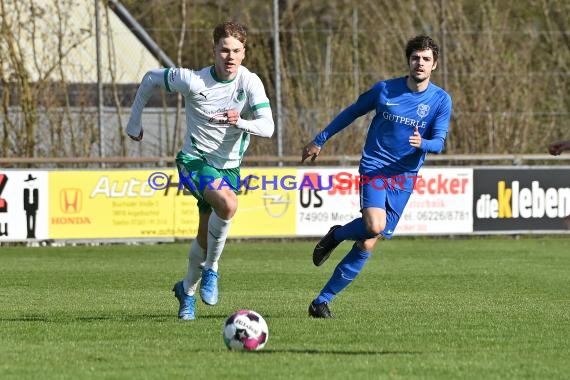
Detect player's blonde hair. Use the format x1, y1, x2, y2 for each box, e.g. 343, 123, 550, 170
213, 21, 248, 48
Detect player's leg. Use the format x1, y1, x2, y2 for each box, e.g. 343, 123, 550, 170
173, 228, 206, 320
199, 183, 237, 305
309, 208, 384, 318
182, 211, 209, 296
173, 205, 212, 319
309, 180, 390, 318
172, 153, 211, 319
312, 180, 387, 266
309, 187, 413, 317
203, 183, 237, 271
312, 217, 381, 266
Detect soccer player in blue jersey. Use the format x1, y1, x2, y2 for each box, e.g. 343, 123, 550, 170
126, 22, 274, 320
301, 35, 452, 318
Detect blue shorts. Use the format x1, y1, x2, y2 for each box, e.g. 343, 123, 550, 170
359, 172, 413, 239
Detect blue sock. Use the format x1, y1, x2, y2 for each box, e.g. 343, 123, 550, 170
314, 244, 371, 304
334, 218, 377, 241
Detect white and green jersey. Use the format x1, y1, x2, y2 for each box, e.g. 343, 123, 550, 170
127, 65, 274, 169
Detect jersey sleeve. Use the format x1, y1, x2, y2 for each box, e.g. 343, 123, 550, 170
235, 73, 274, 138
164, 68, 192, 95
313, 82, 380, 147
244, 73, 271, 114
126, 68, 166, 138
126, 68, 194, 138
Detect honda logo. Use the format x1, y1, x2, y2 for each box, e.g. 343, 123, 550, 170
60, 188, 82, 213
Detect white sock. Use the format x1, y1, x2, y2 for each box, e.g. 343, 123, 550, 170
204, 211, 231, 272
183, 239, 206, 295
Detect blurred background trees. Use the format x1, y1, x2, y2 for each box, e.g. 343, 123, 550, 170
1, 0, 569, 163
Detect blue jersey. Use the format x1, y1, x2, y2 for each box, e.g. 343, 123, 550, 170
314, 77, 452, 177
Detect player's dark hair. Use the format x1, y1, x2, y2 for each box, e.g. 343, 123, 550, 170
405, 35, 439, 62
213, 21, 248, 48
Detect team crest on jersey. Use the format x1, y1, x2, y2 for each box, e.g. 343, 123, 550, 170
417, 104, 430, 118
236, 89, 246, 102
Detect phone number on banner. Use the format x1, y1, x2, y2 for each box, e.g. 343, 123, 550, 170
402, 210, 471, 222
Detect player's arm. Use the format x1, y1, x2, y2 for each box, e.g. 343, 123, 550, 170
302, 84, 379, 163
313, 85, 379, 148
412, 93, 452, 153
126, 69, 166, 140
230, 74, 274, 138
126, 68, 190, 141
232, 105, 274, 138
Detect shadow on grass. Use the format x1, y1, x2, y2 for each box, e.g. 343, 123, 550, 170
1, 310, 267, 322
1, 314, 177, 322
259, 348, 422, 355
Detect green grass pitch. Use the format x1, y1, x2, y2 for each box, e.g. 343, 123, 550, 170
1, 237, 569, 379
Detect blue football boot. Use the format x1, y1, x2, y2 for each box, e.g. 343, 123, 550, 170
200, 269, 219, 305
172, 281, 196, 320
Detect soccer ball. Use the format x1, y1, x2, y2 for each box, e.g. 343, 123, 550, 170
223, 309, 269, 351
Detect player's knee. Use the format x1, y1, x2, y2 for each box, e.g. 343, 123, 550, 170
205, 189, 238, 219
214, 194, 238, 219
364, 220, 385, 236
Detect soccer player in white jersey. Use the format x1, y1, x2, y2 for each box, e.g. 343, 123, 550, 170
301, 35, 452, 318
126, 21, 274, 320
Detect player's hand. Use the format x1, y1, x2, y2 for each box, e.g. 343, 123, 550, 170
128, 130, 144, 141
409, 126, 422, 148
226, 109, 240, 125
548, 140, 570, 156
301, 142, 321, 164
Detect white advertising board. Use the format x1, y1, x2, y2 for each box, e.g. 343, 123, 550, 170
0, 170, 49, 242
296, 167, 473, 236
398, 167, 473, 234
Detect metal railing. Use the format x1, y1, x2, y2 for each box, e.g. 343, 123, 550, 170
1, 154, 568, 168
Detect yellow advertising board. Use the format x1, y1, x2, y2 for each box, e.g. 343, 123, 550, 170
228, 168, 297, 237
171, 167, 297, 238
48, 169, 187, 239
48, 168, 296, 240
